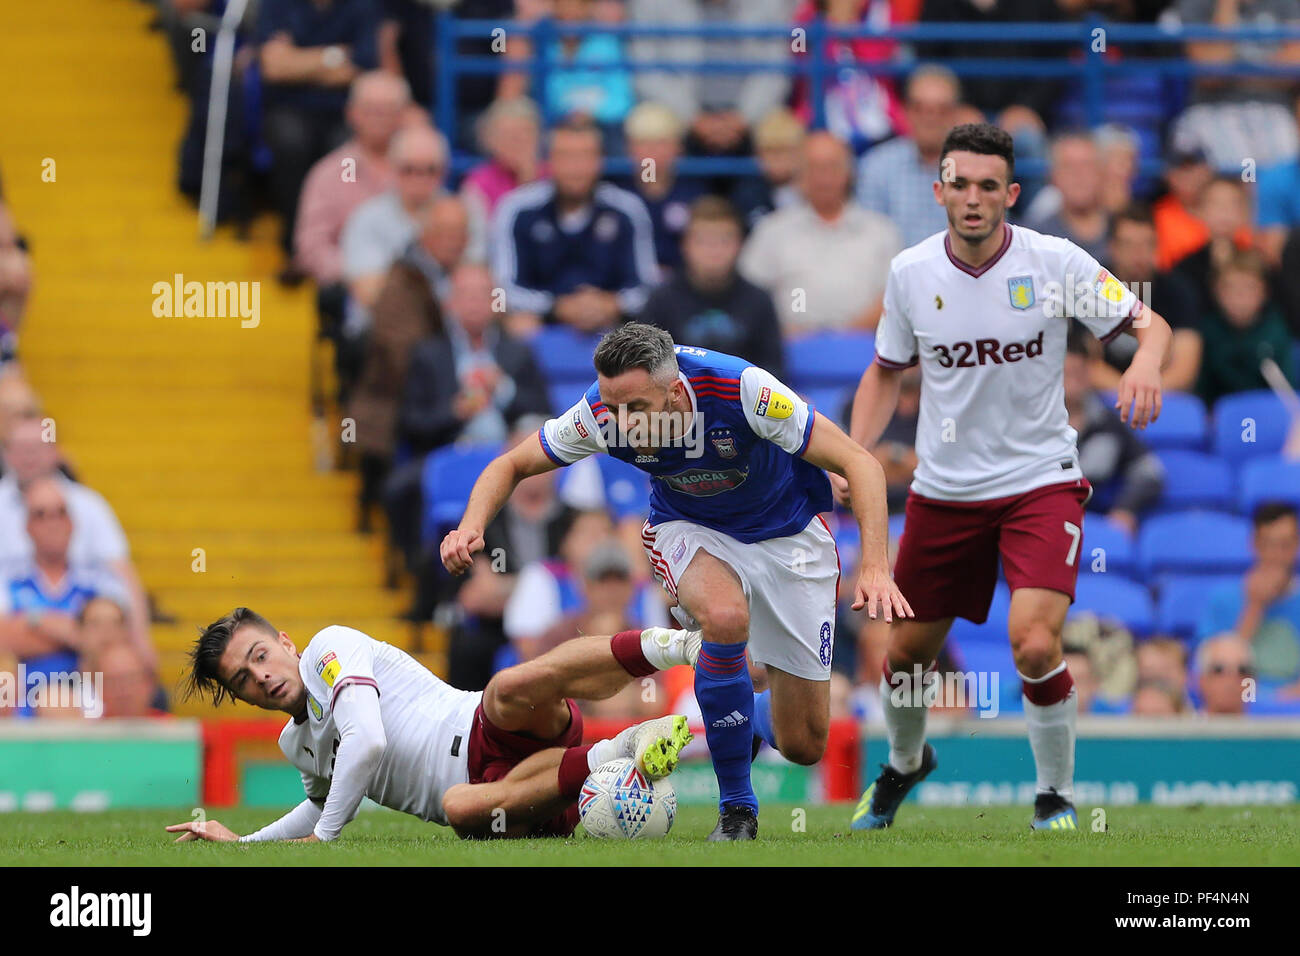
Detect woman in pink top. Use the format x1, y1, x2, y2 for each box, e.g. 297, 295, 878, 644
461, 97, 547, 221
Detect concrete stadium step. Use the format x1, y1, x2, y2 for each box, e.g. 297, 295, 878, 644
138, 558, 389, 589
129, 530, 383, 562
113, 504, 359, 534
153, 587, 410, 621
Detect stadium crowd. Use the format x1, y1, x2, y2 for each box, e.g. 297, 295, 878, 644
3, 0, 1300, 723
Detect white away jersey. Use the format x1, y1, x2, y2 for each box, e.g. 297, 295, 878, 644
874, 225, 1142, 501
279, 626, 482, 826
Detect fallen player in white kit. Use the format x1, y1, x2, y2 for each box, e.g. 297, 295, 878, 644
166, 607, 698, 842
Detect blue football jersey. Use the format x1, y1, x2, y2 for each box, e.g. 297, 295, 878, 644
539, 346, 831, 543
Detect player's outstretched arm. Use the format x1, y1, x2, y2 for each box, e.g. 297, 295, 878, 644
441, 435, 559, 575
1116, 304, 1172, 430
165, 798, 325, 844
802, 411, 914, 623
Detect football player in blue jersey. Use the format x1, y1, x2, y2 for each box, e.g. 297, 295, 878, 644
442, 323, 910, 839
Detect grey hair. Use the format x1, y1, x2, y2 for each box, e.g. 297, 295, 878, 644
593, 323, 678, 383
905, 63, 961, 103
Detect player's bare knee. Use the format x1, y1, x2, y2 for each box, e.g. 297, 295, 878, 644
778, 732, 826, 766
1009, 620, 1061, 677
696, 601, 749, 644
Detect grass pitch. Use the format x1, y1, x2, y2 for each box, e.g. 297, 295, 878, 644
2, 804, 1297, 866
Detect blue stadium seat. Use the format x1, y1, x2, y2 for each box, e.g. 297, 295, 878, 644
1152, 449, 1236, 513
1237, 457, 1300, 514
1079, 516, 1136, 575
420, 443, 502, 546
529, 327, 603, 382
1212, 390, 1290, 461
1071, 575, 1156, 636
785, 331, 875, 390
1137, 511, 1253, 576
888, 512, 907, 542
1155, 573, 1241, 638
1128, 391, 1208, 450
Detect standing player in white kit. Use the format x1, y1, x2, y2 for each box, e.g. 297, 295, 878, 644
846, 123, 1172, 830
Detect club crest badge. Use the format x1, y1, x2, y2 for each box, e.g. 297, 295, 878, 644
1007, 275, 1035, 310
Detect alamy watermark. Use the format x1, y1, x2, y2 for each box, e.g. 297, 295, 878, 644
0, 666, 104, 717
888, 664, 1000, 718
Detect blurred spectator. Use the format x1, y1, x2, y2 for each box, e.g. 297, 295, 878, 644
543, 0, 636, 142
1136, 637, 1192, 710
84, 638, 165, 719
383, 262, 551, 570
342, 126, 462, 330
1132, 678, 1185, 715
0, 367, 39, 449
77, 595, 133, 665
1063, 649, 1099, 714
345, 197, 467, 528
492, 119, 659, 335
916, 0, 1065, 131
856, 64, 960, 247
731, 108, 806, 232
1193, 633, 1253, 715
791, 0, 905, 155
443, 431, 572, 690
0, 478, 131, 717
460, 98, 546, 224
294, 71, 409, 289
538, 541, 642, 651
0, 421, 154, 668
1194, 247, 1296, 405
627, 0, 792, 161
1153, 145, 1216, 270
1167, 0, 1300, 173
637, 196, 785, 373
503, 510, 669, 658
1065, 334, 1164, 532
621, 103, 707, 273
1096, 123, 1141, 216
1024, 132, 1111, 261
1278, 226, 1300, 336
0, 202, 31, 362
255, 0, 380, 278
740, 131, 902, 333
376, 0, 434, 109
1172, 175, 1255, 313
1198, 502, 1300, 691
1095, 203, 1203, 393
398, 263, 551, 457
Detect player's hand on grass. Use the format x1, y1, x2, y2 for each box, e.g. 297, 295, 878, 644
852, 565, 913, 622
441, 527, 485, 575
166, 819, 240, 843
1116, 356, 1162, 429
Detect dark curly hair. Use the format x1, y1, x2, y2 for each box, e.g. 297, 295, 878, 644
939, 122, 1016, 184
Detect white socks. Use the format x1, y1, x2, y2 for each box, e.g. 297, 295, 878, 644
641, 627, 701, 670
587, 725, 638, 771
880, 673, 928, 774
1021, 663, 1077, 800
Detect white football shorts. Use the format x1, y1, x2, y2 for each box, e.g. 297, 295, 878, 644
641, 514, 840, 681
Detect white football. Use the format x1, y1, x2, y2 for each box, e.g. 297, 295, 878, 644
578, 758, 677, 839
